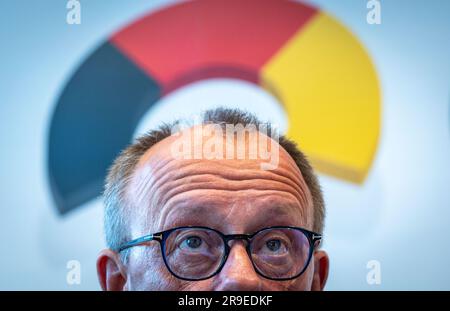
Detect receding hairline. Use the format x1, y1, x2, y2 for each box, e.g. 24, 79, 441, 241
133, 123, 301, 171
103, 108, 325, 254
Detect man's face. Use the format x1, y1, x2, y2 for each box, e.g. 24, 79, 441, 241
97, 126, 329, 290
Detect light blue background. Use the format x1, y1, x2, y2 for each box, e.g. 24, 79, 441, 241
0, 0, 449, 290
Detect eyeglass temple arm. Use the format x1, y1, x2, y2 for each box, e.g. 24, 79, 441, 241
311, 233, 322, 248
117, 233, 162, 252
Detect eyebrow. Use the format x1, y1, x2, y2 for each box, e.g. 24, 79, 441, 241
159, 202, 304, 233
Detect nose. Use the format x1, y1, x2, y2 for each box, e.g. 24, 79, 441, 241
213, 241, 262, 291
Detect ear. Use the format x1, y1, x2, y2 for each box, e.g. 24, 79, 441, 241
96, 249, 127, 291
311, 250, 329, 291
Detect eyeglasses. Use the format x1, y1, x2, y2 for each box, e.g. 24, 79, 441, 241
118, 226, 322, 281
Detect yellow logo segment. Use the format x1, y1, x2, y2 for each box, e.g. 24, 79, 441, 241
261, 12, 381, 183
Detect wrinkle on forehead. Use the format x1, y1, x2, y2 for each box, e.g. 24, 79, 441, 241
126, 127, 314, 235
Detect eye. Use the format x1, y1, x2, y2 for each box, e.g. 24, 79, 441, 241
182, 235, 203, 249
265, 239, 281, 252
260, 238, 289, 255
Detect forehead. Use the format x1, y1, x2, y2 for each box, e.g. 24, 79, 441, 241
127, 125, 314, 233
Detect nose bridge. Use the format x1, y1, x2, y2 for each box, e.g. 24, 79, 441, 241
225, 234, 250, 243
214, 238, 262, 290
224, 234, 252, 251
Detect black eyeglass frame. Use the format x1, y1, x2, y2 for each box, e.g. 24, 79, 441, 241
118, 225, 322, 281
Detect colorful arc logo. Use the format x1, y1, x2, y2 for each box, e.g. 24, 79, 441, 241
49, 0, 381, 214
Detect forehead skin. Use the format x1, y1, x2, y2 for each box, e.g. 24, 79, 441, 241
125, 125, 315, 290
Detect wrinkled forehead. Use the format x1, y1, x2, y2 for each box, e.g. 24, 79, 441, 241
127, 124, 313, 230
